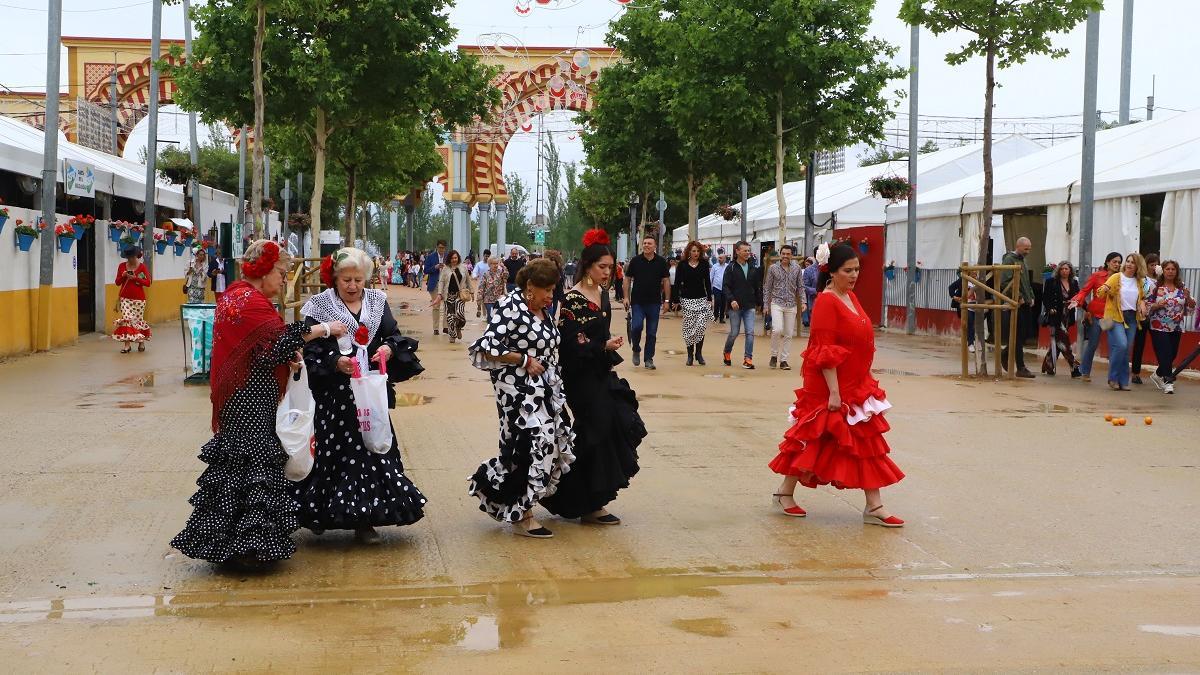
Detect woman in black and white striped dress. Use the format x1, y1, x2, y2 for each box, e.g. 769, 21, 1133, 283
673, 241, 713, 366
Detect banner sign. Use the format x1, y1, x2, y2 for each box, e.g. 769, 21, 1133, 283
62, 159, 96, 198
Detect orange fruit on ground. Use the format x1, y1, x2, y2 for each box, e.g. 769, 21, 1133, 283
1119, 418, 1128, 426
1145, 417, 1153, 425
1104, 414, 1114, 421
1112, 419, 1121, 427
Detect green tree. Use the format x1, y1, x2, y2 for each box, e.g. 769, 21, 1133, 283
169, 0, 496, 255
503, 172, 535, 249
899, 0, 1100, 270
901, 0, 1099, 375
689, 0, 904, 248
859, 146, 909, 167
543, 135, 563, 231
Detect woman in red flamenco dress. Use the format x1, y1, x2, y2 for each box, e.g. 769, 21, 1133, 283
768, 243, 905, 527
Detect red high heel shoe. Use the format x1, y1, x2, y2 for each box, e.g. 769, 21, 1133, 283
772, 493, 807, 517
863, 505, 904, 528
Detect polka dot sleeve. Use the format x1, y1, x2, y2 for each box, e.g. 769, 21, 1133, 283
468, 295, 519, 371
251, 321, 309, 370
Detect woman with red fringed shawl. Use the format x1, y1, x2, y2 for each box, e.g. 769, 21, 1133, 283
171, 240, 348, 566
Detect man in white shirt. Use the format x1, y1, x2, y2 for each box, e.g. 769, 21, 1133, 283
710, 251, 729, 324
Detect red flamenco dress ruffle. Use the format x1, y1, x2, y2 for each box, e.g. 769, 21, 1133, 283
768, 341, 905, 490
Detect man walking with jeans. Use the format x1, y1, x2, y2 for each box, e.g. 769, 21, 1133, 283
623, 235, 670, 370
763, 245, 807, 370
710, 250, 729, 324
723, 241, 762, 369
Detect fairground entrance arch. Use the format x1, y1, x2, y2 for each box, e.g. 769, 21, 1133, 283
438, 45, 620, 255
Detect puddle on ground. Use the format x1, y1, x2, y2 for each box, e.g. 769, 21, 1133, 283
76, 371, 156, 410
1138, 624, 1200, 637
833, 588, 890, 600
455, 615, 500, 651
704, 374, 742, 379
671, 617, 732, 638
640, 394, 684, 400
394, 394, 433, 407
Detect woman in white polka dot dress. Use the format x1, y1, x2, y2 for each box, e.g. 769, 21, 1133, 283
295, 248, 427, 544
468, 259, 576, 539
171, 241, 348, 566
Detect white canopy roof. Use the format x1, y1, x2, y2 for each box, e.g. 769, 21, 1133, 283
885, 108, 1200, 223
676, 135, 1045, 244
0, 115, 184, 209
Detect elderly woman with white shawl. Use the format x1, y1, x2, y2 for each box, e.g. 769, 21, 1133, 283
293, 247, 426, 545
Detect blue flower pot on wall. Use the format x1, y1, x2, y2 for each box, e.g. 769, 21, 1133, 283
0, 215, 8, 233
57, 237, 74, 254
17, 233, 36, 251
155, 240, 168, 255
166, 232, 178, 244
109, 226, 122, 243
859, 242, 869, 255
914, 268, 923, 283
884, 268, 895, 281
130, 230, 142, 243
174, 242, 186, 256
73, 224, 86, 240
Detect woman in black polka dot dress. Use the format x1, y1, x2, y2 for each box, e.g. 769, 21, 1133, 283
171, 241, 348, 566
295, 248, 427, 544
468, 259, 576, 538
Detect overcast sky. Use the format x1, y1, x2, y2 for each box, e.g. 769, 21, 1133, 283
2, 0, 1196, 215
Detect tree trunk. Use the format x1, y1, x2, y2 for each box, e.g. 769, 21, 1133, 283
250, 0, 266, 237
974, 44, 997, 376
775, 92, 787, 248
687, 172, 700, 242
639, 191, 649, 233
308, 107, 329, 257
344, 166, 357, 245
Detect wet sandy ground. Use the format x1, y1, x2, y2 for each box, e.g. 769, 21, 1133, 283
1, 285, 1198, 672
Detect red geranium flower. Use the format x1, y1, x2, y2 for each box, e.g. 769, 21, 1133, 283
586, 301, 599, 311
354, 324, 369, 345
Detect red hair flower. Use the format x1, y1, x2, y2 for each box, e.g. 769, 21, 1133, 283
319, 255, 335, 288
354, 324, 369, 345
582, 228, 610, 248
241, 241, 280, 279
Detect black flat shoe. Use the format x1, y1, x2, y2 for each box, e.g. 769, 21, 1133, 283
515, 524, 554, 539
582, 513, 621, 525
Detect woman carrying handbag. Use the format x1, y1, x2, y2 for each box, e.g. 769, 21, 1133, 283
433, 250, 475, 343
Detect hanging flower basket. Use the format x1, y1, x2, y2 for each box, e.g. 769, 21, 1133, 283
867, 176, 915, 204
715, 204, 740, 221
17, 233, 37, 252
0, 198, 9, 232
155, 240, 169, 255
57, 236, 75, 253
858, 238, 869, 255
884, 261, 896, 280
15, 219, 43, 251
173, 242, 186, 256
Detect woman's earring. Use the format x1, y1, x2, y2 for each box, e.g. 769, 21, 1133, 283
586, 276, 594, 287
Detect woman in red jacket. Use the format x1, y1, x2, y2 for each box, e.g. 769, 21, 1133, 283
113, 246, 153, 352
1068, 251, 1122, 382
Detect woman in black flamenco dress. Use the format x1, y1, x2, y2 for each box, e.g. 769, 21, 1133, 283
540, 230, 645, 524
294, 248, 426, 544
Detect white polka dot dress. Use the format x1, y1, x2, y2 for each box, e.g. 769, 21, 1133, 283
467, 291, 576, 523
170, 322, 308, 564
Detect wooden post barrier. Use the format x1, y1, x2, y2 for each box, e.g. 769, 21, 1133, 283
958, 264, 1022, 379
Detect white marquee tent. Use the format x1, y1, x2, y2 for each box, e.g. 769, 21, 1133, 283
884, 108, 1200, 268
674, 135, 1044, 249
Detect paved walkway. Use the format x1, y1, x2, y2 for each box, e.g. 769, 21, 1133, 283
1, 285, 1198, 671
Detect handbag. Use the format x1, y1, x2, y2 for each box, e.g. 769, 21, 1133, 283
277, 362, 316, 481
1099, 317, 1116, 331
456, 270, 473, 302
349, 358, 394, 454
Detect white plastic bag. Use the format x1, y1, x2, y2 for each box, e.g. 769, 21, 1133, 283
276, 361, 316, 481
349, 359, 394, 454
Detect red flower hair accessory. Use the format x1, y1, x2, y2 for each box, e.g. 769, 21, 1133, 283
241, 241, 280, 279
582, 228, 610, 248
319, 255, 335, 288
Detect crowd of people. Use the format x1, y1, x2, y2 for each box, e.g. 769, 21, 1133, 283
952, 237, 1196, 394
171, 232, 904, 567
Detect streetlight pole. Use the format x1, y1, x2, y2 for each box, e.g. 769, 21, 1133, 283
1077, 10, 1100, 360
142, 0, 163, 276
184, 0, 199, 229
905, 21, 920, 335
35, 0, 63, 351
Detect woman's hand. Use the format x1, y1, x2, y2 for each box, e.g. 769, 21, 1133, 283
431, 294, 443, 307
336, 356, 355, 376
525, 356, 546, 377
827, 391, 842, 412
605, 336, 624, 351
288, 350, 304, 373
326, 320, 348, 337
372, 345, 392, 365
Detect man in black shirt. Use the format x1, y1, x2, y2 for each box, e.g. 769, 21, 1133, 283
503, 247, 526, 293
622, 235, 671, 369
